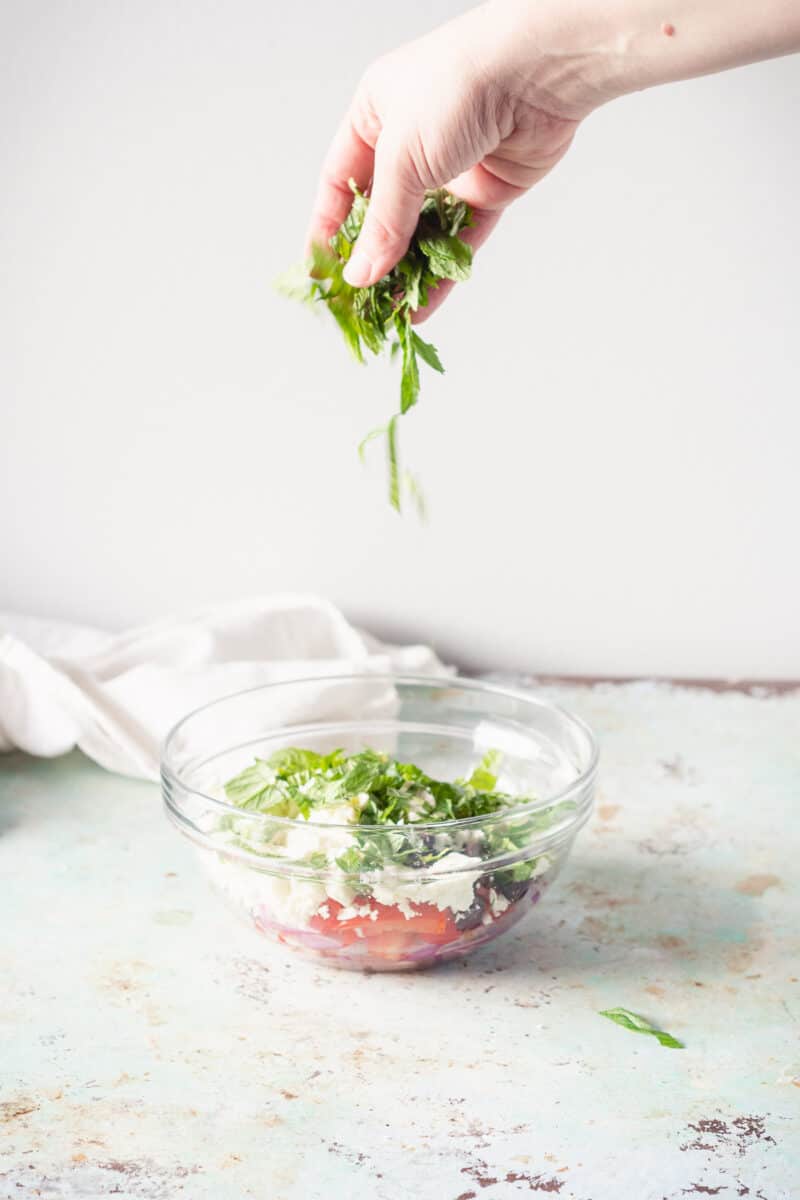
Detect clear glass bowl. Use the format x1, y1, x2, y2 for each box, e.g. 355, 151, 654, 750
161, 675, 598, 971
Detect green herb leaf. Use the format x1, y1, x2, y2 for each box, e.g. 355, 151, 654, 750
274, 261, 318, 304
402, 470, 427, 522
222, 745, 538, 873
267, 748, 327, 775
466, 749, 503, 792
411, 331, 444, 374
395, 309, 420, 414
224, 759, 278, 808
599, 1008, 685, 1049
387, 415, 400, 511
417, 233, 473, 282
358, 424, 388, 464
327, 292, 363, 363
335, 845, 365, 875
278, 185, 473, 512
342, 749, 386, 795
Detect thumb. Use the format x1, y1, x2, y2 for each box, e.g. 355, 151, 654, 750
343, 134, 427, 287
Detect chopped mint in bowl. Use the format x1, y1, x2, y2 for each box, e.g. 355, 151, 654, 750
161, 676, 598, 971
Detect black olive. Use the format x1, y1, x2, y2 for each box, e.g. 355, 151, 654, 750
493, 873, 532, 903
453, 894, 486, 931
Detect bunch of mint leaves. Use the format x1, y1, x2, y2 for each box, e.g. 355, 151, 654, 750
220, 745, 570, 883
278, 183, 474, 513
223, 747, 510, 829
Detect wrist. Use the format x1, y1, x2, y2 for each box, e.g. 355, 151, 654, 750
482, 0, 800, 118
479, 0, 635, 120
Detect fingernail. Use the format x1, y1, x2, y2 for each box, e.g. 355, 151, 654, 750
343, 247, 372, 287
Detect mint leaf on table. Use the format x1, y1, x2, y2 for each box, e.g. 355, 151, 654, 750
278, 182, 474, 512
599, 1007, 685, 1049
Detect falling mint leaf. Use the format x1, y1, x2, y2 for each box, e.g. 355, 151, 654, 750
599, 1007, 685, 1049
411, 331, 444, 374
358, 424, 388, 464
395, 309, 420, 414
387, 415, 400, 512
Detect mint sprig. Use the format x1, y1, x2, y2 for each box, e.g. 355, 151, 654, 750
277, 184, 474, 512
220, 745, 572, 883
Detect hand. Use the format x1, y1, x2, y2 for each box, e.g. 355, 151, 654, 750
306, 0, 800, 322
306, 2, 601, 322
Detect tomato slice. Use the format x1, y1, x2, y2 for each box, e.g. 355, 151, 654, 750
309, 896, 460, 949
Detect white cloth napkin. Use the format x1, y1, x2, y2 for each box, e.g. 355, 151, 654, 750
0, 595, 447, 780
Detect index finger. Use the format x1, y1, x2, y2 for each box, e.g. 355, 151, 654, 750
305, 114, 376, 255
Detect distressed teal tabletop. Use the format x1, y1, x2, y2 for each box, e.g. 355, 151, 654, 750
1, 681, 798, 1200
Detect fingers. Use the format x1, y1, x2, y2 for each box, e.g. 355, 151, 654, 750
443, 162, 528, 212
411, 207, 501, 324
343, 135, 427, 287
305, 115, 376, 255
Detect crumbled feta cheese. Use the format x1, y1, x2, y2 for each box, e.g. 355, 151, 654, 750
325, 875, 357, 910
336, 903, 368, 922
283, 804, 355, 862
489, 889, 510, 916
406, 789, 432, 818
203, 852, 328, 927
369, 852, 480, 916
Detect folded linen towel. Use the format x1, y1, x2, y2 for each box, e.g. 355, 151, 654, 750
0, 595, 446, 780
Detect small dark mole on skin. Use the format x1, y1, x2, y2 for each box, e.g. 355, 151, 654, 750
662, 21, 676, 36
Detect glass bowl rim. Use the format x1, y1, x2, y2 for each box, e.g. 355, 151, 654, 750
161, 672, 599, 835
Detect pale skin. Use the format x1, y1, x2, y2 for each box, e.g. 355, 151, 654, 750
307, 0, 800, 322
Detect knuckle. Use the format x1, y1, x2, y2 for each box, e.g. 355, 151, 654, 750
376, 130, 424, 188
405, 131, 438, 189
362, 212, 405, 252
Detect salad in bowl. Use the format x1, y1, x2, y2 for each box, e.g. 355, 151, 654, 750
162, 676, 598, 970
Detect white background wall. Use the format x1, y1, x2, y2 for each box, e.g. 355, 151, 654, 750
2, 1, 798, 679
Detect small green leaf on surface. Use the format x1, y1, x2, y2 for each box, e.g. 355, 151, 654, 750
599, 1007, 685, 1049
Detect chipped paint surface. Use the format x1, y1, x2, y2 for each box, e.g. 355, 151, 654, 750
1, 680, 798, 1199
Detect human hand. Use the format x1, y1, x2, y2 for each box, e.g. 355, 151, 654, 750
306, 2, 602, 322
307, 0, 800, 322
